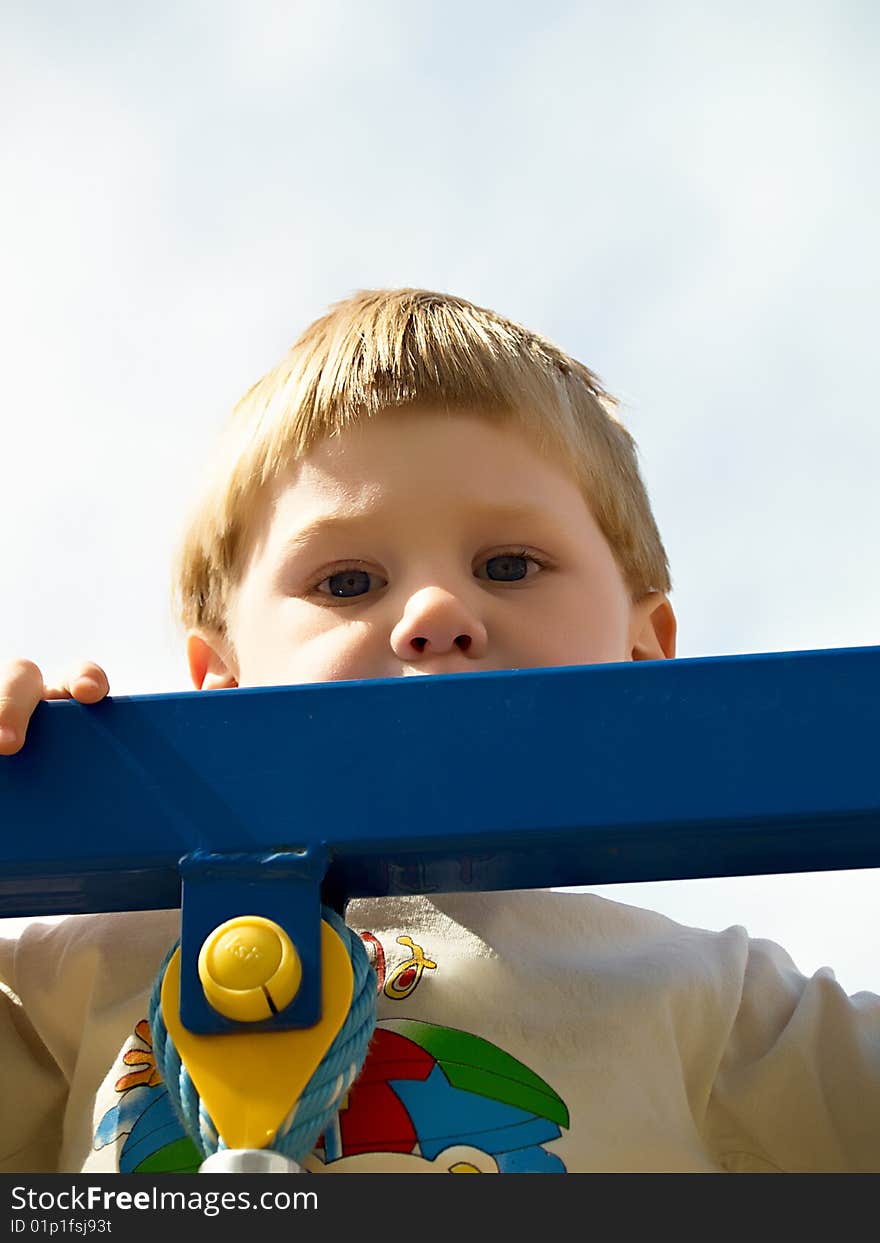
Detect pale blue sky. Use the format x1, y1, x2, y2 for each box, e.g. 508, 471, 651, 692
1, 2, 878, 989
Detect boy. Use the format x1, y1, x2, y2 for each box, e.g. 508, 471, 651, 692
1, 288, 878, 1174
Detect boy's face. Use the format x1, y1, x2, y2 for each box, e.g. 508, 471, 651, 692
187, 410, 675, 690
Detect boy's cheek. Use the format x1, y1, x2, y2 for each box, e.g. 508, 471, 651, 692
235, 624, 382, 688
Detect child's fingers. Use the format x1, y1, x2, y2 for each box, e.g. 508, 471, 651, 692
0, 659, 48, 754
0, 660, 109, 755
59, 662, 110, 704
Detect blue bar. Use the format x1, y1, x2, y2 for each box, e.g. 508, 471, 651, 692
1, 647, 879, 917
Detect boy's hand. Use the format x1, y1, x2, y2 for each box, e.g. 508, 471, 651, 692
0, 659, 109, 755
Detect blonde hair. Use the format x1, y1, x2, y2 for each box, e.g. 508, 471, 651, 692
173, 288, 671, 635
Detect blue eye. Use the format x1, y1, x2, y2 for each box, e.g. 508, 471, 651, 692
480, 553, 530, 582
319, 569, 384, 598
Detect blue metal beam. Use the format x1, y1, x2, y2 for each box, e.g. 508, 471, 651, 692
1, 646, 879, 919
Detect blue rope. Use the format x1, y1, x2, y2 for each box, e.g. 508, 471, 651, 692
149, 906, 376, 1164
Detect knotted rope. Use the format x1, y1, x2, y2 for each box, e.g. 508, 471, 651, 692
148, 905, 376, 1165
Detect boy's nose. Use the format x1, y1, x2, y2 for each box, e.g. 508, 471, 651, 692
390, 587, 489, 663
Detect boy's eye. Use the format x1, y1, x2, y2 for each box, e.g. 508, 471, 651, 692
315, 568, 388, 599
309, 551, 541, 599
475, 552, 540, 583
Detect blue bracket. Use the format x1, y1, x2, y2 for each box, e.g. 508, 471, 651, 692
178, 846, 328, 1035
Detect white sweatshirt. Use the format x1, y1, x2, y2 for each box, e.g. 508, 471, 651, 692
1, 889, 878, 1174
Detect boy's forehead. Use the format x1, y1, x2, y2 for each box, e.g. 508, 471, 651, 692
272, 407, 576, 494
226, 409, 636, 620
263, 411, 587, 534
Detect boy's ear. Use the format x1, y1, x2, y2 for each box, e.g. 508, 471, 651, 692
186, 630, 240, 690
629, 592, 677, 661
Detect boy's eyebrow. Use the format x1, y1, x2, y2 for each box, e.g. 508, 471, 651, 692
279, 502, 560, 555
278, 512, 376, 557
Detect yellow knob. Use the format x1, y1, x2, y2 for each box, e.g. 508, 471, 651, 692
198, 916, 302, 1022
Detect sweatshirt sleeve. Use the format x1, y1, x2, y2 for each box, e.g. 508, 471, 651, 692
0, 927, 68, 1172
707, 934, 880, 1172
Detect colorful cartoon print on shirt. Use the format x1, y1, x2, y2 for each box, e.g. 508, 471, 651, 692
305, 1019, 569, 1172
92, 1017, 201, 1174
361, 932, 438, 999
93, 930, 570, 1173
